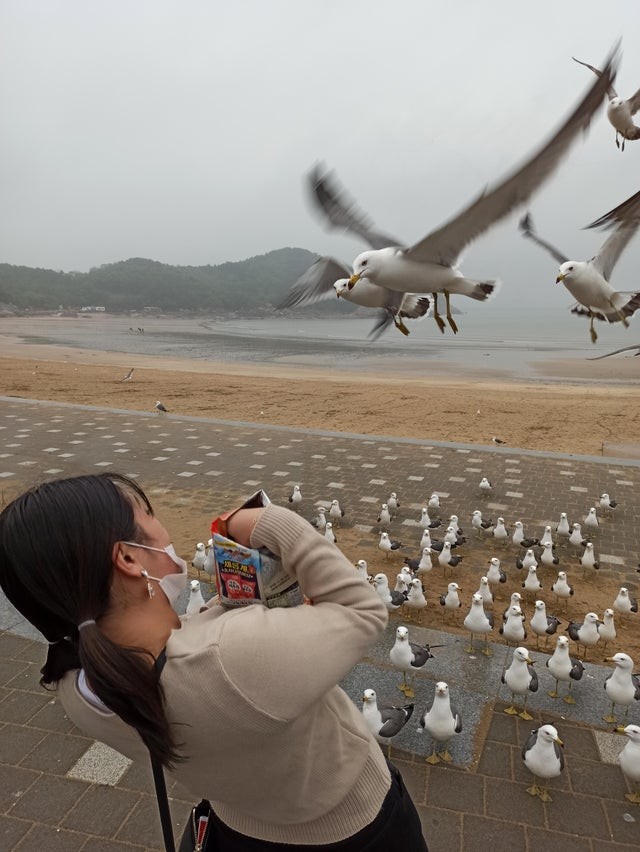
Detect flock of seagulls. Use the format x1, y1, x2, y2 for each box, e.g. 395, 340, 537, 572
279, 44, 640, 346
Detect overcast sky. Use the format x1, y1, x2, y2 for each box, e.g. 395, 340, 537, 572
2, 0, 640, 318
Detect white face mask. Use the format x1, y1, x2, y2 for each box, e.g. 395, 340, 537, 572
123, 542, 189, 607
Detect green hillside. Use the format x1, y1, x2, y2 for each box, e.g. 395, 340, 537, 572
0, 248, 350, 314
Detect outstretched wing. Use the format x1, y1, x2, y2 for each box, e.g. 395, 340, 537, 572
367, 311, 396, 341
308, 165, 403, 250
572, 56, 618, 100
591, 221, 640, 280
519, 212, 569, 264
404, 46, 618, 268
587, 343, 640, 360
277, 256, 350, 309
626, 86, 640, 115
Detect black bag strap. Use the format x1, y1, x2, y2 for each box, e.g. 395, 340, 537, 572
150, 650, 176, 852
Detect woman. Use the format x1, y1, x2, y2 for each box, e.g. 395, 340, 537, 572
0, 473, 427, 850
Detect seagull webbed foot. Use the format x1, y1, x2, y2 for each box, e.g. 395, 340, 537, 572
563, 694, 576, 705
439, 750, 453, 763
504, 706, 518, 716
425, 753, 441, 765
519, 710, 533, 721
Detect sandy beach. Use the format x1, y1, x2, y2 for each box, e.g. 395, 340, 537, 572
0, 314, 639, 456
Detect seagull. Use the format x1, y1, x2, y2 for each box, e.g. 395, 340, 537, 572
530, 600, 560, 650
546, 635, 585, 703
492, 436, 506, 445
502, 646, 538, 720
584, 507, 599, 534
338, 51, 617, 335
443, 525, 465, 547
522, 566, 543, 598
420, 681, 463, 764
513, 523, 540, 550
475, 576, 494, 609
516, 548, 538, 572
288, 485, 302, 509
578, 542, 599, 574
155, 400, 168, 413
552, 571, 574, 609
439, 582, 462, 622
328, 499, 345, 524
567, 612, 601, 659
405, 578, 428, 623
355, 559, 372, 583
539, 525, 554, 547
119, 367, 134, 382
520, 188, 640, 343
487, 557, 507, 589
492, 517, 509, 546
569, 523, 588, 549
572, 55, 640, 150
463, 593, 494, 656
619, 725, 640, 804
280, 262, 431, 339
603, 653, 640, 728
472, 509, 493, 535
412, 547, 433, 577
598, 492, 618, 515
540, 541, 560, 568
361, 689, 414, 755
377, 503, 391, 528
387, 492, 400, 515
438, 541, 463, 572
389, 625, 436, 697
185, 579, 206, 619
191, 542, 206, 578
379, 531, 404, 558
419, 529, 433, 551
420, 507, 441, 530
479, 477, 492, 498
373, 573, 406, 612
311, 506, 327, 532
427, 493, 441, 514
556, 513, 571, 543
587, 342, 640, 360
502, 592, 524, 622
448, 514, 464, 536
613, 587, 639, 626
324, 522, 337, 543
500, 605, 527, 646
202, 543, 215, 579
598, 608, 617, 655
522, 724, 564, 802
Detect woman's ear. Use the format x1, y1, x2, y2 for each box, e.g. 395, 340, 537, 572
112, 542, 144, 579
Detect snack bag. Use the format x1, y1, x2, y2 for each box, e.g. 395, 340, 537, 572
211, 490, 304, 609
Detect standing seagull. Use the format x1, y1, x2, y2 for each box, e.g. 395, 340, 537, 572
598, 608, 617, 655
389, 625, 436, 698
598, 492, 618, 515
338, 50, 618, 335
377, 503, 391, 529
405, 578, 428, 623
613, 587, 639, 626
546, 635, 585, 704
420, 682, 462, 764
584, 507, 599, 534
191, 542, 206, 579
603, 653, 640, 728
373, 573, 406, 613
530, 600, 560, 650
439, 582, 462, 623
568, 612, 601, 660
328, 499, 345, 525
522, 724, 565, 802
573, 55, 640, 150
288, 485, 303, 510
552, 571, 574, 610
501, 646, 538, 719
479, 477, 493, 498
520, 188, 640, 343
463, 593, 494, 656
361, 689, 414, 756
324, 522, 337, 544
500, 605, 527, 646
155, 400, 168, 414
185, 579, 206, 619
378, 531, 404, 558
578, 542, 599, 574
619, 725, 640, 804
387, 492, 400, 516
311, 506, 327, 532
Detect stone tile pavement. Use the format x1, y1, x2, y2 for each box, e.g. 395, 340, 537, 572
1, 396, 640, 850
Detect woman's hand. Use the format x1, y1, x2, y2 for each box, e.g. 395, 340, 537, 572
226, 507, 265, 547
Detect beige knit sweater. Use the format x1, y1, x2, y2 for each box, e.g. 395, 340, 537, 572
57, 504, 391, 844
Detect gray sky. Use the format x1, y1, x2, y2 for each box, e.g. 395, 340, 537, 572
2, 0, 640, 317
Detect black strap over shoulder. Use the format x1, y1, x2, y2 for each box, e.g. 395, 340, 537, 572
151, 648, 176, 852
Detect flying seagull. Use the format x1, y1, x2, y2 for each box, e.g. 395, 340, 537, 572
573, 55, 640, 151
317, 46, 619, 335
587, 342, 640, 360
519, 187, 640, 343
278, 254, 431, 339
119, 368, 134, 382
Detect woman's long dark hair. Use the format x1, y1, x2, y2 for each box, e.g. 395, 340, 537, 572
0, 473, 183, 767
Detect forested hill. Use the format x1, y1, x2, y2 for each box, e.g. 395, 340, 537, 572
0, 248, 343, 313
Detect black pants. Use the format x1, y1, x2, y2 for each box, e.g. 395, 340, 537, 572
187, 760, 428, 851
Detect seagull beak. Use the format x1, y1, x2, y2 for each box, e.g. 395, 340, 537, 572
348, 273, 361, 290
555, 736, 564, 747
526, 657, 534, 665
556, 274, 565, 283
336, 290, 341, 298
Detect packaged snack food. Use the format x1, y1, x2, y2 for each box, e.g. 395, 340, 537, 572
211, 490, 304, 609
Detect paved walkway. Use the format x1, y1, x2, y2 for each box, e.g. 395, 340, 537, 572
1, 397, 640, 850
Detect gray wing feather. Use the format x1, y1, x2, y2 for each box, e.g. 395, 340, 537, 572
586, 188, 640, 230
626, 86, 640, 114
404, 46, 618, 267
519, 213, 569, 264
591, 221, 640, 281
367, 311, 396, 341
587, 343, 640, 360
572, 56, 618, 100
277, 256, 351, 309
308, 165, 403, 250
528, 665, 539, 692
522, 730, 538, 759
554, 739, 565, 771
